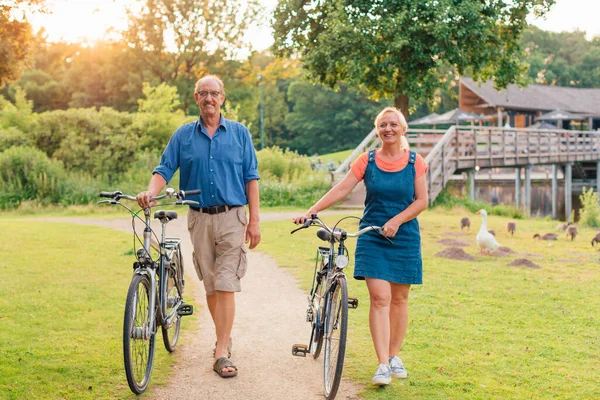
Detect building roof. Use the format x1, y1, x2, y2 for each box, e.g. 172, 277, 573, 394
408, 112, 440, 126
434, 108, 486, 123
536, 109, 585, 121
461, 77, 600, 116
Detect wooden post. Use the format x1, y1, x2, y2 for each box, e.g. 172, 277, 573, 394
515, 167, 522, 210
565, 163, 572, 222
497, 107, 503, 127
441, 143, 445, 188
552, 164, 558, 220
597, 161, 600, 205
427, 168, 432, 206
468, 169, 475, 201
524, 165, 531, 217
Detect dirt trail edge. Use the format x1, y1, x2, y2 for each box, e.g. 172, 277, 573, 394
48, 210, 362, 399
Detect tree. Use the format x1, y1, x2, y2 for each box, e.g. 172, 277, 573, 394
0, 0, 46, 86
284, 81, 386, 155
123, 0, 262, 111
273, 0, 554, 115
521, 26, 600, 88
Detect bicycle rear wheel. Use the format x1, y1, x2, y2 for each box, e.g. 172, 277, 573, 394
162, 248, 183, 352
323, 275, 348, 400
123, 273, 156, 394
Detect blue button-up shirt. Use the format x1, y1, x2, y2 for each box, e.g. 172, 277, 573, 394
153, 115, 259, 207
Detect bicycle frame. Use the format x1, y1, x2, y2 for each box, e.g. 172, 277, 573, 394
134, 207, 190, 334
310, 239, 346, 330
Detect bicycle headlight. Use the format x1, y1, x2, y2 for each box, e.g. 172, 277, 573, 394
335, 254, 349, 268
136, 247, 149, 262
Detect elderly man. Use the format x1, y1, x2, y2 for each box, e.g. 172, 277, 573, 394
137, 74, 260, 378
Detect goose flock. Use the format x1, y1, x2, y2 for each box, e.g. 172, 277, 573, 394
461, 210, 597, 255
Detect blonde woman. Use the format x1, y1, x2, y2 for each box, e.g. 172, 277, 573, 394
294, 107, 428, 386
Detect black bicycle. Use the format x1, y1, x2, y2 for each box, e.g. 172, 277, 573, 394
98, 188, 199, 394
291, 214, 391, 399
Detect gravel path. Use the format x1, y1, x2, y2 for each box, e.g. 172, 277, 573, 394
47, 210, 362, 399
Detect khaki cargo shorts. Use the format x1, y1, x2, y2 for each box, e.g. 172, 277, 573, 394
187, 206, 248, 295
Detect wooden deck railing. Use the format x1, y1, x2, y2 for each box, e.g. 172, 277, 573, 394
334, 126, 600, 205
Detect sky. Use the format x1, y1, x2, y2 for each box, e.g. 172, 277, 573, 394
26, 0, 600, 49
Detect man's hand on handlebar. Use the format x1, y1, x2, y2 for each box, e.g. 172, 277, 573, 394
136, 191, 156, 209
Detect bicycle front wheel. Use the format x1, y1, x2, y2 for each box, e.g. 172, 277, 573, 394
123, 273, 156, 394
162, 249, 183, 352
323, 275, 348, 400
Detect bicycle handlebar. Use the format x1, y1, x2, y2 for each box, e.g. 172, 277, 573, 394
291, 214, 392, 244
98, 188, 201, 206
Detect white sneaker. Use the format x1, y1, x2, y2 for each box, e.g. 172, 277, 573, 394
372, 364, 392, 386
389, 356, 407, 378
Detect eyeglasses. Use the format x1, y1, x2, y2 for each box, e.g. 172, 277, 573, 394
196, 90, 221, 98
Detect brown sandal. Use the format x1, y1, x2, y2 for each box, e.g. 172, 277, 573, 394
213, 357, 238, 378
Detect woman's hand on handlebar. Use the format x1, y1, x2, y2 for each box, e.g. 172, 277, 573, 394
293, 209, 317, 225
136, 191, 155, 209
382, 216, 403, 237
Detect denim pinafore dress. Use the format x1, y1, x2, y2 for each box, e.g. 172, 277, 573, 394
354, 149, 423, 285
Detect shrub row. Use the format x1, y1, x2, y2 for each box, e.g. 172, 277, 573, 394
0, 145, 330, 210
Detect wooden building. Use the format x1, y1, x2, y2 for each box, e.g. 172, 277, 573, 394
459, 78, 600, 130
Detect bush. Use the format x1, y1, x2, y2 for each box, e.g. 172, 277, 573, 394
257, 146, 329, 207
0, 126, 29, 152
111, 150, 180, 194
0, 146, 103, 209
132, 83, 187, 152
260, 179, 329, 207
31, 107, 137, 181
432, 189, 524, 219
0, 146, 68, 208
578, 187, 600, 227
257, 146, 313, 182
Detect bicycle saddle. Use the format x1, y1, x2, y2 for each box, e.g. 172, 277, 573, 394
154, 210, 178, 221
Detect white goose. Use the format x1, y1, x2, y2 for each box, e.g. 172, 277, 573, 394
476, 209, 500, 255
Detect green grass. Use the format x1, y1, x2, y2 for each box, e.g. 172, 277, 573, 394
3, 207, 600, 399
314, 149, 356, 164
259, 208, 600, 399
0, 221, 196, 399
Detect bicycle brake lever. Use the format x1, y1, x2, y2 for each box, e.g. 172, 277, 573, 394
374, 227, 393, 244
290, 219, 312, 234
97, 200, 117, 205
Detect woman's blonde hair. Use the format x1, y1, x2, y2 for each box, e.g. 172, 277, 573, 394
374, 107, 409, 149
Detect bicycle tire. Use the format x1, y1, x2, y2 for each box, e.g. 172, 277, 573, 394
323, 275, 348, 400
162, 248, 183, 352
123, 273, 156, 394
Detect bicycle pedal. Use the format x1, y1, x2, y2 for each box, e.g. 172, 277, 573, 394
348, 296, 359, 309
292, 344, 309, 357
177, 304, 194, 316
